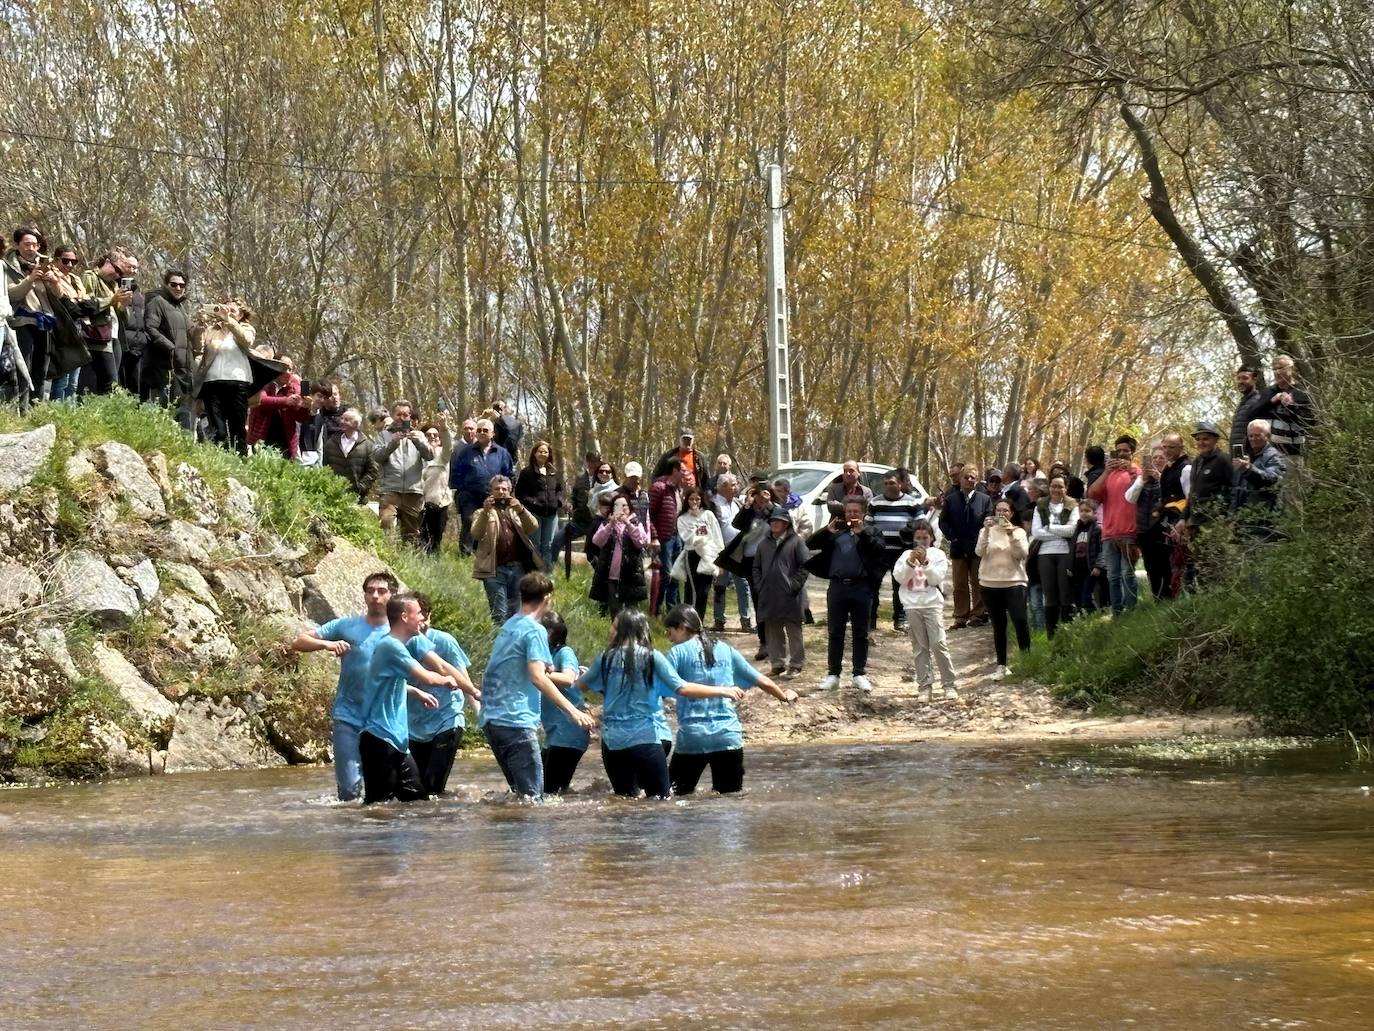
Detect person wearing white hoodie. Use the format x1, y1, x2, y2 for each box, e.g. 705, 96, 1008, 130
674, 486, 724, 621
893, 520, 958, 702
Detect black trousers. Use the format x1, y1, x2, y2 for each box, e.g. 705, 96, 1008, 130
871, 549, 907, 627
200, 379, 251, 454
983, 585, 1031, 666
684, 552, 713, 621
826, 579, 873, 676
601, 742, 671, 798
16, 326, 49, 399
79, 349, 118, 396
1141, 531, 1173, 601
420, 503, 449, 553
542, 745, 586, 795
1037, 553, 1073, 637
359, 731, 428, 804
409, 728, 460, 796
119, 348, 142, 395
669, 748, 745, 795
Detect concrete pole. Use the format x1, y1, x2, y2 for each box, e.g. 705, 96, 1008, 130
765, 163, 793, 469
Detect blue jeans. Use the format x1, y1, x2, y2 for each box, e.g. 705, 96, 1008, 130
482, 562, 524, 625
1104, 539, 1139, 615
1028, 583, 1045, 631
535, 513, 559, 571
331, 720, 364, 801
485, 723, 544, 797
712, 571, 752, 624
658, 535, 683, 610
48, 368, 80, 401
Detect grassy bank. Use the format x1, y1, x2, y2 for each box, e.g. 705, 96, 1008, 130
1013, 373, 1374, 737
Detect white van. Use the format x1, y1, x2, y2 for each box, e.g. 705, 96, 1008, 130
765, 461, 927, 536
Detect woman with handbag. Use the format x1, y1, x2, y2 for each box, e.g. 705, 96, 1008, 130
192, 298, 257, 454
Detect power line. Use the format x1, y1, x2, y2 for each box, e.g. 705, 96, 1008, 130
2, 125, 1172, 250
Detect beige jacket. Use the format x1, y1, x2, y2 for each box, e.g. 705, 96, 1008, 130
975, 523, 1029, 588
471, 502, 542, 579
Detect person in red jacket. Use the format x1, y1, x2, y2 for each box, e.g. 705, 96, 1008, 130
246, 356, 312, 459
1087, 434, 1141, 615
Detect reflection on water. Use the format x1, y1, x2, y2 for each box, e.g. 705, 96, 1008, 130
3, 743, 1374, 1029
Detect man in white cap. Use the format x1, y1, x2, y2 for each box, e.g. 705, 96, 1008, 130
618, 461, 652, 537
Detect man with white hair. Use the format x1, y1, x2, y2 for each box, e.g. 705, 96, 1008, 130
1262, 355, 1315, 458
449, 416, 514, 552
1231, 419, 1285, 539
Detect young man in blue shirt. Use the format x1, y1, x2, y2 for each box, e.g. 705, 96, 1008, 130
360, 593, 459, 804
405, 593, 481, 795
480, 572, 596, 799
289, 571, 398, 801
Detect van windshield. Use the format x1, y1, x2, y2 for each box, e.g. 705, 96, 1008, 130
767, 468, 831, 495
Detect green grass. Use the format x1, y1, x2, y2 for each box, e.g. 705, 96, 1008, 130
12, 675, 152, 779
0, 392, 380, 548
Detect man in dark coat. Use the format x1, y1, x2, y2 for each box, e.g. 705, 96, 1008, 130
806, 498, 887, 694
1229, 365, 1269, 451
142, 270, 192, 424
938, 466, 992, 628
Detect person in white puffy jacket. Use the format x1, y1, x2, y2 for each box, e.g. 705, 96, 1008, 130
892, 519, 958, 702
674, 487, 724, 621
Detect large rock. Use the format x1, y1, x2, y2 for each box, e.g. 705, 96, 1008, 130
165, 697, 286, 772
65, 448, 98, 481
0, 626, 75, 719
224, 478, 259, 528
85, 718, 163, 776
174, 463, 220, 526
0, 424, 56, 495
0, 562, 42, 614
156, 593, 237, 665
91, 643, 176, 738
159, 519, 219, 566
158, 561, 220, 615
51, 550, 141, 628
117, 558, 161, 604
208, 564, 293, 615
96, 441, 167, 520
301, 536, 399, 623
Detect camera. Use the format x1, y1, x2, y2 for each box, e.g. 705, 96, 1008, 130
1231, 444, 1244, 459
494, 497, 511, 508
118, 277, 136, 291
395, 419, 412, 434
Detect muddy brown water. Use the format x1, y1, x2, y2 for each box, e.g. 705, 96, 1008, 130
3, 742, 1373, 1029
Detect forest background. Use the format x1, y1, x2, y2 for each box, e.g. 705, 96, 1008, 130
2, 0, 1370, 486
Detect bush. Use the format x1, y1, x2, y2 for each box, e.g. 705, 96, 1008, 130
1014, 367, 1374, 735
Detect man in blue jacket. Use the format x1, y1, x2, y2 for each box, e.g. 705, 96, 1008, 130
449, 417, 513, 552
938, 466, 991, 629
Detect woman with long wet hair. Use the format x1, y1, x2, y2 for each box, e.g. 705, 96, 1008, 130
662, 605, 796, 794
573, 609, 740, 798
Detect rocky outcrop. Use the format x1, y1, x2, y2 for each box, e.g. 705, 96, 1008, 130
165, 697, 286, 772
0, 424, 56, 493
96, 441, 167, 521
174, 463, 220, 526
92, 643, 177, 739
302, 536, 400, 623
52, 550, 141, 628
0, 625, 76, 720
0, 562, 42, 613
156, 593, 237, 665
159, 519, 219, 565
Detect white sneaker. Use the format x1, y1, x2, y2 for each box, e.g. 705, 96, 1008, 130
818, 674, 840, 691
943, 684, 960, 700
851, 675, 873, 693
991, 665, 1010, 681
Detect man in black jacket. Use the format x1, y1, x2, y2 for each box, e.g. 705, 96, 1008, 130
142, 270, 192, 422
939, 467, 991, 629
806, 498, 887, 694
1229, 365, 1269, 451
117, 263, 148, 397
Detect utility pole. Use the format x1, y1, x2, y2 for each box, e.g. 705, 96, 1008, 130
765, 163, 793, 469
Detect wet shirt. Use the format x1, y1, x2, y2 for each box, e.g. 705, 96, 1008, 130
665, 637, 762, 753
540, 645, 589, 751
363, 634, 423, 752
578, 647, 685, 751
479, 613, 554, 730
405, 629, 472, 742
315, 615, 389, 728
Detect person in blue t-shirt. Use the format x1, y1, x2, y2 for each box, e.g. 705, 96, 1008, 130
662, 605, 797, 795
572, 608, 742, 799
480, 572, 596, 799
405, 593, 482, 796
289, 571, 398, 801
537, 609, 587, 794
360, 593, 459, 804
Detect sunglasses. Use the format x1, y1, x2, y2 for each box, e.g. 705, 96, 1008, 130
58, 257, 78, 266
597, 468, 612, 475
168, 281, 186, 288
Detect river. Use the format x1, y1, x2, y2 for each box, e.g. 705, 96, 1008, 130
2, 742, 1372, 1029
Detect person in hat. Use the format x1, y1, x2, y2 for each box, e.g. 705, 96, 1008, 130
753, 504, 811, 678
1184, 422, 1232, 529
617, 461, 652, 536
652, 428, 707, 483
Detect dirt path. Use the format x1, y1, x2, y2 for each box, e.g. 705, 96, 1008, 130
720, 583, 1251, 746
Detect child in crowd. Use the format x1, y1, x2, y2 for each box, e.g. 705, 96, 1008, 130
538, 610, 588, 795
573, 609, 739, 799
405, 593, 479, 796
1071, 498, 1105, 616
893, 520, 958, 702
585, 493, 614, 568
662, 606, 796, 795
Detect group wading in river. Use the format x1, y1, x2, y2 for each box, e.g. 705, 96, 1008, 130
293, 569, 797, 804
